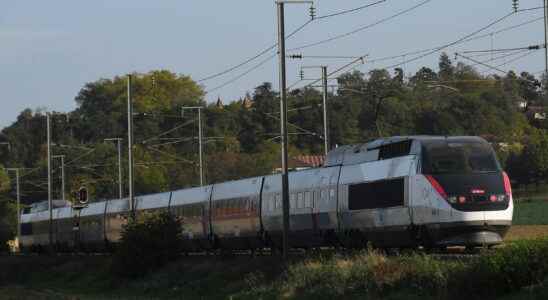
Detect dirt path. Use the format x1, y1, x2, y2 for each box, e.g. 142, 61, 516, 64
506, 225, 548, 241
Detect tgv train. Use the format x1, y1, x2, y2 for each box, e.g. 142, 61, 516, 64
19, 136, 513, 252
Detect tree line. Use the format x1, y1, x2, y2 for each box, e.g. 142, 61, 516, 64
0, 53, 547, 214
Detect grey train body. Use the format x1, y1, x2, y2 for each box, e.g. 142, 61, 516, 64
19, 136, 514, 252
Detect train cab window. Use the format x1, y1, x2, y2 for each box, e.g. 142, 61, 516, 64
349, 178, 405, 210
304, 191, 312, 208
297, 192, 304, 209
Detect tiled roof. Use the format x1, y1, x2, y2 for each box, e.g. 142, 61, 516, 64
292, 155, 325, 168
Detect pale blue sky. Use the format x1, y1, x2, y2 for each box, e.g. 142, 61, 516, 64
1, 0, 545, 128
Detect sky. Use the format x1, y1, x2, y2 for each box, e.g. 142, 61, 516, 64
1, 0, 546, 129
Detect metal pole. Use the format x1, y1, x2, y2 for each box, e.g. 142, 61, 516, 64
198, 108, 204, 186
117, 139, 123, 200
53, 155, 66, 203
277, 1, 290, 260
6, 168, 20, 248
544, 0, 548, 75
15, 169, 20, 245
127, 74, 135, 218
321, 66, 329, 156
61, 156, 65, 202
47, 112, 53, 247
182, 106, 205, 187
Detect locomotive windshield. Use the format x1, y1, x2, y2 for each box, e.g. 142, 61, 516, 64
421, 140, 500, 175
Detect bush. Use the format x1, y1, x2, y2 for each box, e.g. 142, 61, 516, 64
111, 211, 183, 278
452, 238, 548, 299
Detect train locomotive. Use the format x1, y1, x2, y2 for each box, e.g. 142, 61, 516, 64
19, 136, 513, 252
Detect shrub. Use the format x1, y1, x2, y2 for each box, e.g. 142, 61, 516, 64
452, 238, 548, 298
111, 211, 183, 278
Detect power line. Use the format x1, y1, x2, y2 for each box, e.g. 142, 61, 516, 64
205, 53, 277, 93
315, 0, 387, 19
379, 11, 516, 70
462, 16, 544, 44
301, 55, 367, 89
471, 49, 530, 66
197, 1, 388, 83
490, 50, 538, 70
139, 118, 197, 144
288, 0, 433, 51
456, 53, 508, 74
462, 44, 546, 54
360, 15, 544, 66
197, 20, 312, 83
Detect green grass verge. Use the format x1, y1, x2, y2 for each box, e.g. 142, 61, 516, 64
514, 200, 548, 225
1, 239, 548, 299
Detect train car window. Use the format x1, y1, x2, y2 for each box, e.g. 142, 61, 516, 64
275, 194, 281, 210
304, 191, 312, 208
290, 194, 296, 209
297, 192, 304, 209
348, 178, 405, 210
378, 140, 412, 160
330, 189, 336, 200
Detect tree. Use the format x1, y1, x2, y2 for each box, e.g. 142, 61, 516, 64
438, 52, 455, 81
0, 166, 16, 252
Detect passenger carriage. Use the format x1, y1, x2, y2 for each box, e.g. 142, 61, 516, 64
19, 136, 513, 252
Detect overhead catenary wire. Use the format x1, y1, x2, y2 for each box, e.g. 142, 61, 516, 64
359, 15, 545, 66
489, 50, 539, 71
456, 53, 508, 74
205, 53, 277, 93
472, 49, 530, 66
377, 10, 516, 70
139, 118, 197, 144
197, 19, 313, 83
197, 0, 388, 83
288, 0, 433, 51
300, 55, 367, 89
315, 0, 387, 19
462, 16, 544, 44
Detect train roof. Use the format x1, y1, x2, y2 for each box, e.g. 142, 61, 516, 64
324, 135, 488, 167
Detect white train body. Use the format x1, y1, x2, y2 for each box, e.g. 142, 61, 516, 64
20, 136, 513, 251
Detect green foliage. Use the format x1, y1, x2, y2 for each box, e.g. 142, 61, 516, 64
0, 167, 15, 252
2, 239, 548, 299
1, 55, 548, 207
111, 212, 183, 278
453, 239, 548, 298
513, 199, 548, 225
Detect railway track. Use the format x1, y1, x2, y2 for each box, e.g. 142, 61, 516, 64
1, 246, 485, 260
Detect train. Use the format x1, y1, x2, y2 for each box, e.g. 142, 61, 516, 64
19, 135, 513, 252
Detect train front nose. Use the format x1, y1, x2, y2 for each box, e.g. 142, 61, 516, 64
429, 172, 511, 213
425, 172, 513, 246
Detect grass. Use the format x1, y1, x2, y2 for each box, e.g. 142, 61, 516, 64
2, 238, 548, 299
513, 199, 548, 225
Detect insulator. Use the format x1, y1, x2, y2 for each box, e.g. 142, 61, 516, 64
309, 6, 316, 20
300, 70, 305, 80
512, 0, 519, 13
